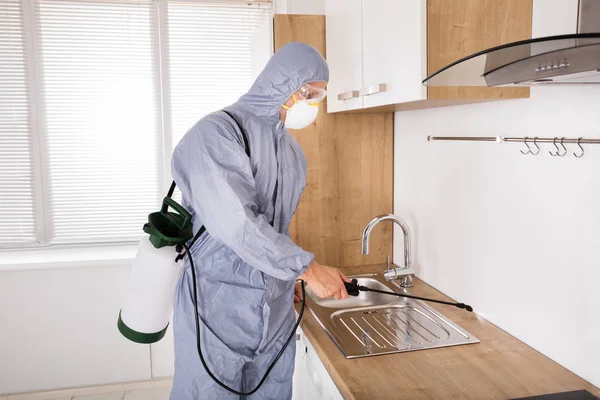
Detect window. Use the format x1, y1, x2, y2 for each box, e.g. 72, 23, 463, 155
0, 0, 272, 249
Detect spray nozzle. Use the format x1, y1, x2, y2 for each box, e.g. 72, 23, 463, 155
343, 278, 473, 312
344, 279, 360, 296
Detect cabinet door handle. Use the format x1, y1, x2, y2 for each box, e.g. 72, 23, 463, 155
359, 83, 388, 97
337, 90, 360, 101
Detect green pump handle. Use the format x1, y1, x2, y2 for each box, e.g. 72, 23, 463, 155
160, 196, 192, 230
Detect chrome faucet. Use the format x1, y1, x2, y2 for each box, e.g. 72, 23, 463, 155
361, 214, 414, 287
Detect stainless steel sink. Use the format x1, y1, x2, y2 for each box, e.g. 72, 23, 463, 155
305, 273, 479, 358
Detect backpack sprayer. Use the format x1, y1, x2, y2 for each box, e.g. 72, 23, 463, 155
117, 181, 306, 397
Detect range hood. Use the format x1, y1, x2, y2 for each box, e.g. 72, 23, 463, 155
423, 0, 600, 87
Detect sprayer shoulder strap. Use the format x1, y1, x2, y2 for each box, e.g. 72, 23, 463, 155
168, 110, 250, 250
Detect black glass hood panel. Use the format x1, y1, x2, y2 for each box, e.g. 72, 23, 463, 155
423, 34, 600, 86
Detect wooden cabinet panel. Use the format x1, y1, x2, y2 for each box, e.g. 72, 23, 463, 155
274, 15, 393, 267
427, 0, 532, 100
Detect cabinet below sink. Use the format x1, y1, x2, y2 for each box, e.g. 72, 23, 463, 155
305, 273, 479, 358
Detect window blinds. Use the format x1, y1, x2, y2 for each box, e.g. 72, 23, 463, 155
35, 0, 163, 244
0, 0, 37, 246
163, 1, 271, 146
0, 0, 271, 249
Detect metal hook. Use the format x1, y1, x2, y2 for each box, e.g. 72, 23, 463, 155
558, 137, 567, 157
549, 137, 560, 156
520, 137, 532, 155
530, 137, 540, 155
573, 137, 584, 158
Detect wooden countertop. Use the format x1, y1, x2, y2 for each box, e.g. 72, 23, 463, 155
297, 264, 600, 400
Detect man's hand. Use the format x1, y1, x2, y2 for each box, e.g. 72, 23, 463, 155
299, 260, 350, 300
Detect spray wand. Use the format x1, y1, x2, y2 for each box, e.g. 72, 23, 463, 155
343, 279, 473, 312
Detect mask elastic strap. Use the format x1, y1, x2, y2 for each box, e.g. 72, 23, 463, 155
281, 94, 297, 111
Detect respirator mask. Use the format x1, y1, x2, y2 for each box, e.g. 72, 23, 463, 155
282, 83, 327, 130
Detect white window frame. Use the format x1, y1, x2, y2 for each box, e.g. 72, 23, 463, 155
158, 0, 174, 202
21, 0, 51, 247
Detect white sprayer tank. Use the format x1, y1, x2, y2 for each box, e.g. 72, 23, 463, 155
118, 196, 192, 344
118, 236, 185, 343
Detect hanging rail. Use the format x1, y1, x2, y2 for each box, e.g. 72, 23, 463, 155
427, 136, 600, 144
427, 135, 600, 157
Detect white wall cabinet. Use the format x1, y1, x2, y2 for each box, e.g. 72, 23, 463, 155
326, 0, 426, 113
361, 0, 425, 109
325, 0, 364, 112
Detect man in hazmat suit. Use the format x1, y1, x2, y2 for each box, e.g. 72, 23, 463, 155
170, 42, 350, 399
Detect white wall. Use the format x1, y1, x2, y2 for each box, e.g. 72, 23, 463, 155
393, 0, 600, 388
274, 0, 325, 15
0, 264, 152, 395
288, 0, 324, 15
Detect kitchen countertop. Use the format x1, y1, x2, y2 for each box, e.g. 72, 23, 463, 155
296, 264, 600, 400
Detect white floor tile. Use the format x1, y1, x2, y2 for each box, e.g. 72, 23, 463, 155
123, 388, 171, 400
72, 393, 123, 400
8, 391, 75, 400
6, 380, 172, 400
71, 380, 171, 397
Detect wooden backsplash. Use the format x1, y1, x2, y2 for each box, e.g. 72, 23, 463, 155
274, 15, 393, 268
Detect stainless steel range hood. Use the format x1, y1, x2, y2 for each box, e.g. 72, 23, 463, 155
423, 0, 600, 87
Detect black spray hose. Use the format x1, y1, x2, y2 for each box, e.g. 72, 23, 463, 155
180, 243, 306, 397
344, 279, 473, 312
